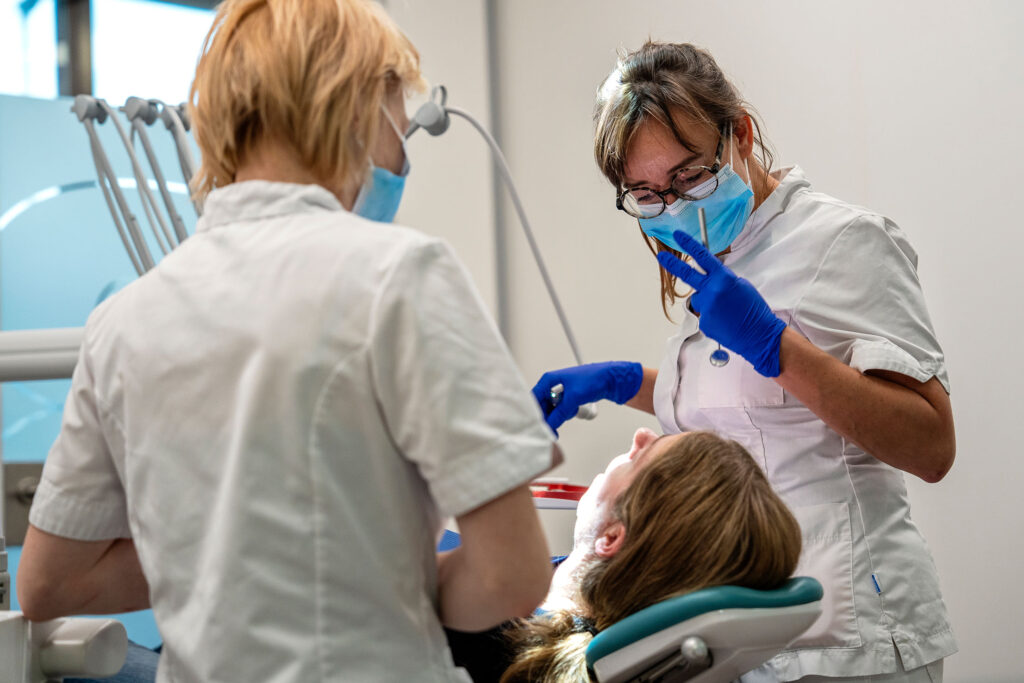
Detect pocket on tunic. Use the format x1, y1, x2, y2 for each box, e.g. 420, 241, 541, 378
786, 502, 862, 649
686, 344, 785, 471
693, 343, 785, 409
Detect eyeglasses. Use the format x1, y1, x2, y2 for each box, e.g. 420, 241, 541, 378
616, 133, 725, 219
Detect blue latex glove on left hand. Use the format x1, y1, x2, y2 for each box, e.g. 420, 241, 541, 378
531, 361, 643, 436
657, 229, 786, 377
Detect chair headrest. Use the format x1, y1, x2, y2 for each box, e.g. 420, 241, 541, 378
586, 576, 823, 667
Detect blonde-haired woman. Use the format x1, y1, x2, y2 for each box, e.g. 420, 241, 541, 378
20, 1, 560, 681
532, 42, 955, 682
446, 428, 802, 682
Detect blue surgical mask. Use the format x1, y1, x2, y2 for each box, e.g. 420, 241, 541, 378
638, 131, 754, 254
353, 108, 409, 223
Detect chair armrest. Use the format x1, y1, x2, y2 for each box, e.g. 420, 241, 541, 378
33, 617, 128, 679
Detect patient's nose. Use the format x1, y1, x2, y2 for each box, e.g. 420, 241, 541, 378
629, 428, 658, 460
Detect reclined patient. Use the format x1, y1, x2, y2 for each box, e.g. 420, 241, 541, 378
446, 428, 803, 682
70, 429, 800, 683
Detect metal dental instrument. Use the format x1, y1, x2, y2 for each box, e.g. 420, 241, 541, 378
408, 85, 598, 421
698, 207, 730, 367
74, 95, 200, 274
156, 100, 202, 216
547, 383, 597, 421
96, 98, 176, 257
73, 95, 153, 275
123, 97, 188, 247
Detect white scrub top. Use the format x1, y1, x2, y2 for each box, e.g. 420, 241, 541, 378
29, 181, 555, 683
653, 167, 956, 680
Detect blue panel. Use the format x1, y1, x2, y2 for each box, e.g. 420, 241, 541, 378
1, 93, 199, 650
0, 93, 199, 462
437, 529, 461, 551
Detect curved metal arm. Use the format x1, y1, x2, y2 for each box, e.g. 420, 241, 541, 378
408, 90, 597, 419
125, 98, 188, 244
158, 102, 202, 216
99, 99, 174, 257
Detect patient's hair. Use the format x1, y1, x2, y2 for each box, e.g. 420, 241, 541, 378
500, 431, 802, 682
188, 0, 425, 200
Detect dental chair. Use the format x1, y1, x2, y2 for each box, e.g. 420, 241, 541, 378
528, 483, 824, 682
586, 576, 823, 683
1, 536, 128, 682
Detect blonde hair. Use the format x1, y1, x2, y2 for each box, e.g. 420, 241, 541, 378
188, 0, 426, 200
594, 42, 775, 319
501, 432, 802, 682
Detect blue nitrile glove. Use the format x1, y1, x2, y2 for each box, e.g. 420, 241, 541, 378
531, 361, 643, 435
656, 229, 787, 377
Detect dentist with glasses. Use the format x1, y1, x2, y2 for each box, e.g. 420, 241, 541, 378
533, 42, 956, 682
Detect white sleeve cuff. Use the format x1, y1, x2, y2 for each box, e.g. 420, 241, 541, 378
28, 476, 132, 541
848, 337, 950, 393
430, 424, 555, 519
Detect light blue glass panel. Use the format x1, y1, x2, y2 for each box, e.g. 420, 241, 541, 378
1, 93, 200, 649
93, 0, 215, 106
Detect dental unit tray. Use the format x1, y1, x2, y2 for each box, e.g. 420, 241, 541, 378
530, 480, 588, 509
586, 576, 823, 683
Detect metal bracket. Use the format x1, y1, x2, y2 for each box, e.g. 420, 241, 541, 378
3, 463, 43, 545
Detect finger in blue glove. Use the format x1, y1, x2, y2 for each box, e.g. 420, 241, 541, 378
531, 361, 642, 435
656, 230, 786, 377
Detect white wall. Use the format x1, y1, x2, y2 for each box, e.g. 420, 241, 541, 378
385, 0, 498, 312
398, 2, 1023, 681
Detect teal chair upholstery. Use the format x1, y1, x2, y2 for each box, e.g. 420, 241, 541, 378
587, 577, 823, 683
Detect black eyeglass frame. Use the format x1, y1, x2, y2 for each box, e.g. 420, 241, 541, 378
615, 131, 727, 219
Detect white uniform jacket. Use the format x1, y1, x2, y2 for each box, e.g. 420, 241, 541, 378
653, 167, 956, 680
29, 181, 555, 683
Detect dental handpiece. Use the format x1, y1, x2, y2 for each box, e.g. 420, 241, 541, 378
548, 384, 599, 420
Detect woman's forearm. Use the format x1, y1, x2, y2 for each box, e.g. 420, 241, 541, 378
435, 485, 552, 632
75, 538, 151, 616
624, 366, 658, 415
775, 329, 955, 482
19, 527, 150, 621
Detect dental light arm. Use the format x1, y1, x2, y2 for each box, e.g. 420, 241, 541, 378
409, 86, 596, 420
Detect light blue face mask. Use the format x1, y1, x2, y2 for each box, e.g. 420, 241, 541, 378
353, 108, 409, 223
638, 130, 754, 254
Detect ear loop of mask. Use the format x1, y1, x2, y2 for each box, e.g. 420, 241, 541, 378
380, 106, 410, 175
728, 122, 753, 193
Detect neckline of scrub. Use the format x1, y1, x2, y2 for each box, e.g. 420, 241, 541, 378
726, 165, 810, 258
196, 180, 343, 233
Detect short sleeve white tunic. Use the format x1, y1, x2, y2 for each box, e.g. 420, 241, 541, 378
653, 167, 956, 680
28, 181, 555, 683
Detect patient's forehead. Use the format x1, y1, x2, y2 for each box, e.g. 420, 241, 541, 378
641, 432, 685, 463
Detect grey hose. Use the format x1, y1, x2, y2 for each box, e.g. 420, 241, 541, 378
131, 117, 188, 245
98, 100, 175, 256
83, 119, 151, 274
159, 103, 201, 216
446, 106, 586, 367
